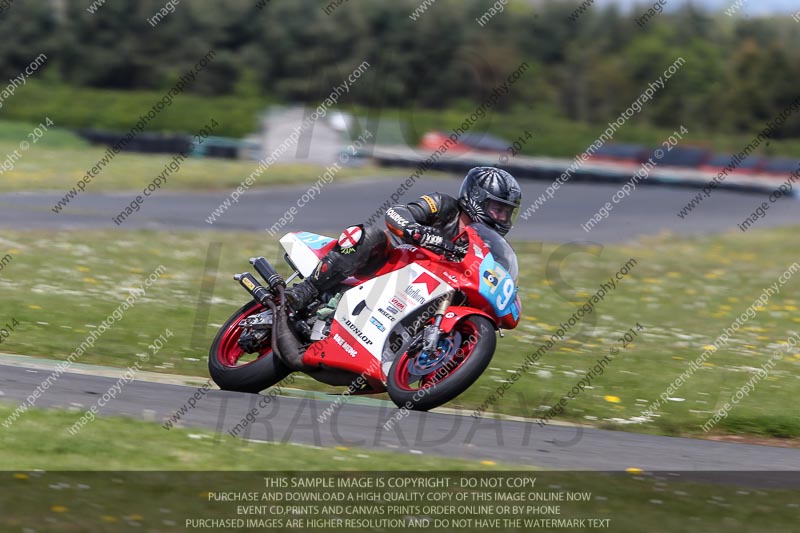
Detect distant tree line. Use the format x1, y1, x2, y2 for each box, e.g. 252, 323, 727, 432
2, 0, 800, 139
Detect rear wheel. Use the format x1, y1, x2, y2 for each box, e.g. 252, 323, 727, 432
387, 315, 496, 411
208, 301, 291, 393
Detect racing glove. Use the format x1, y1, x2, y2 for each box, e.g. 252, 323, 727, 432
404, 223, 454, 254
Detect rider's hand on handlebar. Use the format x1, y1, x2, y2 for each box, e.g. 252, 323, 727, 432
405, 223, 445, 249
406, 224, 464, 261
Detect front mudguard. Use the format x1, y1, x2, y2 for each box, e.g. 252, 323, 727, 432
438, 306, 496, 333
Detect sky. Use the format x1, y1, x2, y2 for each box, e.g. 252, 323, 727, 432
594, 0, 798, 16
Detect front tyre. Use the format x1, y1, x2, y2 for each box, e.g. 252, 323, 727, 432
208, 301, 291, 393
387, 315, 496, 411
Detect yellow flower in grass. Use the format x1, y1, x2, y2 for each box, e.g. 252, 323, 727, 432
83, 277, 98, 284
12, 473, 28, 480
702, 345, 717, 352
51, 505, 68, 513
77, 266, 90, 272
604, 395, 621, 403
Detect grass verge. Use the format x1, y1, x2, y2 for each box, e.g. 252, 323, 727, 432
0, 404, 513, 471
0, 124, 410, 193
0, 402, 796, 533
5, 82, 800, 159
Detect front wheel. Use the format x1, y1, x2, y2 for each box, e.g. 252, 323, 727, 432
387, 315, 496, 411
208, 301, 291, 393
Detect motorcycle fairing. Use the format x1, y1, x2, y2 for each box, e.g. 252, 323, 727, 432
477, 253, 520, 322
280, 232, 336, 277
301, 263, 451, 381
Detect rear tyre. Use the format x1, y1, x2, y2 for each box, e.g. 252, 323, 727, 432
208, 301, 291, 393
387, 315, 496, 411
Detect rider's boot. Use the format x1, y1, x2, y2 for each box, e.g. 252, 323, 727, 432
283, 225, 391, 313
283, 278, 320, 313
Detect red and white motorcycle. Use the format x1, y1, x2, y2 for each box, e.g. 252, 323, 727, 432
209, 222, 521, 411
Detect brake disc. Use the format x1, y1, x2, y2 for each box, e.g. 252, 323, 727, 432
407, 331, 463, 377
237, 309, 273, 329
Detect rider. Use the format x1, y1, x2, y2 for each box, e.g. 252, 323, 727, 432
283, 166, 522, 312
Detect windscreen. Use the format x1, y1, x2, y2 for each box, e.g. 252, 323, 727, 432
470, 223, 519, 280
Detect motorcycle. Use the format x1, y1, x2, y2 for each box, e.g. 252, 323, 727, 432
208, 222, 521, 411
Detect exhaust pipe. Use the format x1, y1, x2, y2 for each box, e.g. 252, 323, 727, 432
233, 272, 272, 306
250, 257, 285, 292
236, 259, 310, 371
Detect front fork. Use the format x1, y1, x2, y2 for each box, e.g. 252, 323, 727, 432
421, 293, 453, 356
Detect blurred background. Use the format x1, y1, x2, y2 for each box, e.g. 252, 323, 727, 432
2, 0, 800, 159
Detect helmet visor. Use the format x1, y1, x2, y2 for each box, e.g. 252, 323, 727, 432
485, 198, 519, 231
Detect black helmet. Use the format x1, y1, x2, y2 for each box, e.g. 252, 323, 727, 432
458, 167, 522, 236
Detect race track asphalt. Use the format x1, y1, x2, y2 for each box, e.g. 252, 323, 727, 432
2, 360, 799, 481
2, 175, 796, 242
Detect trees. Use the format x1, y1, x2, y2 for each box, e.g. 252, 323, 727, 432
0, 0, 798, 140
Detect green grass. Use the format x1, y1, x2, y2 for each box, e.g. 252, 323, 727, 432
491, 229, 800, 440
2, 472, 799, 533
0, 404, 797, 533
5, 82, 800, 160
0, 227, 798, 439
392, 103, 800, 159
0, 403, 512, 471
0, 120, 88, 149
0, 119, 448, 193
0, 82, 269, 138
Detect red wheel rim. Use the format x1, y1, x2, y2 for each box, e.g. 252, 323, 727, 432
392, 320, 480, 392
217, 304, 273, 368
